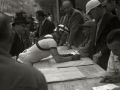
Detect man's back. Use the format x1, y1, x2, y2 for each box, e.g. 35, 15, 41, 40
0, 54, 48, 90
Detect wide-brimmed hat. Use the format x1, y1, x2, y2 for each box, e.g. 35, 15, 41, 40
12, 11, 29, 26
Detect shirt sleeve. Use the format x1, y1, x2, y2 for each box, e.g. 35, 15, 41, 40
47, 39, 57, 49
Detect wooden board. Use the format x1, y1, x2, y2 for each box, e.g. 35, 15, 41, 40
48, 80, 93, 90
33, 58, 94, 69
33, 58, 56, 69
77, 65, 107, 78
38, 67, 86, 83
54, 58, 94, 68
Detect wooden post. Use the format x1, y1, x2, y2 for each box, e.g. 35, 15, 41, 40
56, 0, 60, 24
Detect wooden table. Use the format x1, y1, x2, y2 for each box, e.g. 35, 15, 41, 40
33, 46, 120, 90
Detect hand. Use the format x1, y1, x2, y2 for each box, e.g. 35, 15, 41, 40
67, 43, 72, 49
12, 56, 17, 61
64, 42, 68, 46
100, 75, 120, 83
71, 54, 81, 61
93, 52, 102, 63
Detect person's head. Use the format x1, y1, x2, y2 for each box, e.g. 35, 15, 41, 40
36, 10, 45, 22
60, 6, 66, 16
103, 0, 115, 12
107, 29, 120, 58
53, 24, 69, 43
0, 12, 14, 51
12, 12, 29, 38
15, 11, 27, 19
86, 0, 104, 20
62, 0, 74, 14
114, 0, 120, 10
82, 20, 95, 37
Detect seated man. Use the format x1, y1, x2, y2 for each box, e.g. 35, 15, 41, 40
101, 29, 120, 83
17, 24, 80, 66
69, 20, 96, 58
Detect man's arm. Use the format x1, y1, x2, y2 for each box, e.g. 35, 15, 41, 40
50, 48, 80, 63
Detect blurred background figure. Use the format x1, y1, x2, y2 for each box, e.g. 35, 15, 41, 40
35, 10, 55, 39
102, 0, 116, 15
10, 11, 31, 58
47, 12, 52, 21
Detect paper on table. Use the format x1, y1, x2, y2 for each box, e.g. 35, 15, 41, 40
38, 67, 86, 83
92, 84, 120, 90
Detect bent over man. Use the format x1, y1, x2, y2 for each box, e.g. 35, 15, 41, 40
18, 24, 80, 66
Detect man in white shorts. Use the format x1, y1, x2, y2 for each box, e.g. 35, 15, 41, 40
17, 24, 80, 66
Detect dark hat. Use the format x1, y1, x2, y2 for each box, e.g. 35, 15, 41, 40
12, 11, 29, 26
36, 10, 45, 17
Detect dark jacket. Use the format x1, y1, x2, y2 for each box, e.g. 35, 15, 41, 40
67, 9, 85, 47
0, 52, 47, 90
10, 30, 25, 56
35, 19, 55, 38
90, 12, 120, 70
59, 9, 85, 47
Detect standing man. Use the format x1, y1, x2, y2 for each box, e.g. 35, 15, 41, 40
35, 10, 55, 39
0, 12, 47, 90
86, 0, 120, 70
61, 0, 85, 49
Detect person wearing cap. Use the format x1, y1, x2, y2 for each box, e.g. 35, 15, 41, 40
10, 11, 30, 58
0, 12, 48, 90
86, 0, 120, 70
17, 24, 80, 66
35, 10, 55, 39
61, 0, 85, 49
66, 20, 96, 58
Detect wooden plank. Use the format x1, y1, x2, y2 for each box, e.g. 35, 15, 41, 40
38, 67, 86, 83
55, 58, 94, 68
33, 58, 56, 69
33, 57, 94, 69
48, 80, 93, 90
86, 78, 105, 87
77, 65, 107, 78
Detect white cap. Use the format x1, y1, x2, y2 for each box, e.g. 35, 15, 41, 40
54, 24, 69, 33
86, 0, 101, 14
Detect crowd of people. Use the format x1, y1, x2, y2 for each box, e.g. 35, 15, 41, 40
1, 0, 120, 89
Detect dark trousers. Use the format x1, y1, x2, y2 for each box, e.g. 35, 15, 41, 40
97, 53, 110, 70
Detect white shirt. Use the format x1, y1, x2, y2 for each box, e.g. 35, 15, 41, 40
18, 35, 57, 63
107, 51, 120, 75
